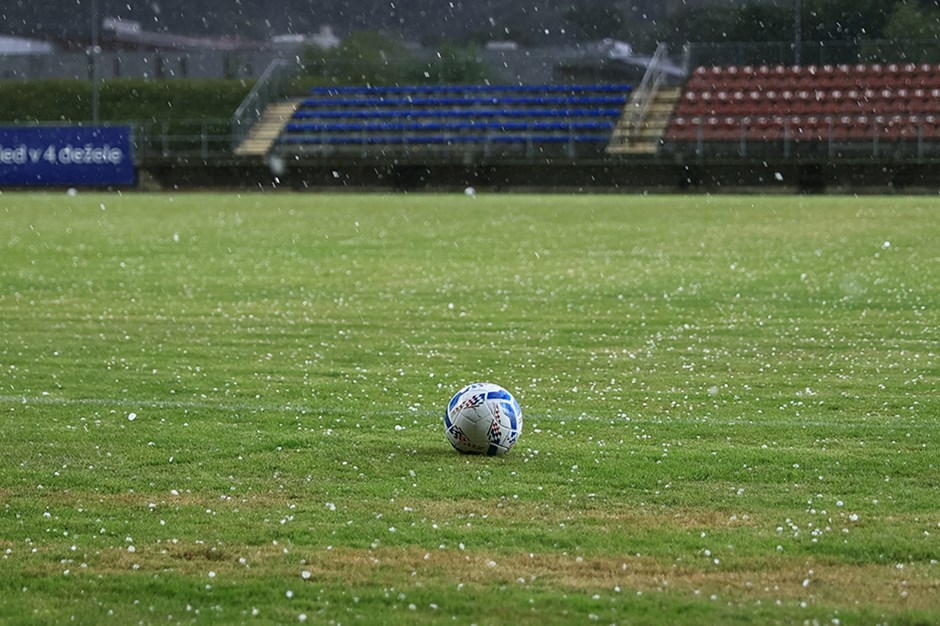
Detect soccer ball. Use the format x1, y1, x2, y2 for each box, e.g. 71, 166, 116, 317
444, 382, 523, 456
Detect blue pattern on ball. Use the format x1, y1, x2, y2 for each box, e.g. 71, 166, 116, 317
444, 382, 523, 456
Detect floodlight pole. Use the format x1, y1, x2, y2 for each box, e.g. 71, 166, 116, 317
91, 0, 100, 125
794, 0, 802, 65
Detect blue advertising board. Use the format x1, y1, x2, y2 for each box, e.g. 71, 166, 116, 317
0, 126, 135, 187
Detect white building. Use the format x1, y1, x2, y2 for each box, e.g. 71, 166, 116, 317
0, 35, 55, 55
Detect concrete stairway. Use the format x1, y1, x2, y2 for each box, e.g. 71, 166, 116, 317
234, 100, 298, 156
606, 87, 681, 155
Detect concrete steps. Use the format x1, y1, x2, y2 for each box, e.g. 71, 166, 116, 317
607, 87, 681, 155
234, 100, 299, 156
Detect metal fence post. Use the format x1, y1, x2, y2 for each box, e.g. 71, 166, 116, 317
695, 122, 703, 160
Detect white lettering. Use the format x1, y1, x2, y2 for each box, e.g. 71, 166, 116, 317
57, 144, 124, 165
0, 144, 28, 165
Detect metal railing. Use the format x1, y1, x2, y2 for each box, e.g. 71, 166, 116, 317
130, 119, 236, 159
627, 43, 669, 140
662, 114, 940, 161
231, 58, 299, 147
127, 116, 940, 162
0, 119, 237, 161
279, 135, 607, 161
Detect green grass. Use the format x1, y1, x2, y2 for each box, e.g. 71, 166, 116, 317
0, 192, 938, 625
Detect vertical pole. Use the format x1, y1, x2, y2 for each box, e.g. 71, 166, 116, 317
740, 121, 747, 158
794, 0, 802, 66
695, 122, 703, 160
91, 0, 100, 124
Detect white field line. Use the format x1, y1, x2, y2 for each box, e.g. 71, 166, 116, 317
0, 394, 371, 416
0, 394, 622, 423
0, 394, 930, 430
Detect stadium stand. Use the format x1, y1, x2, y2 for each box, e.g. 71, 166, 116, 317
664, 63, 940, 150
274, 83, 632, 158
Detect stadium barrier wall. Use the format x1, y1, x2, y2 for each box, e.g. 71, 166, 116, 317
134, 154, 940, 194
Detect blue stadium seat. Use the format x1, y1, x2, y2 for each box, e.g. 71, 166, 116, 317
280, 82, 631, 154
298, 95, 628, 108
309, 84, 633, 96
292, 108, 624, 120
284, 120, 615, 134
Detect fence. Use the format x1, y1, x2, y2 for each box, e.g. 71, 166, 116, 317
662, 115, 940, 161
0, 49, 290, 81
9, 39, 940, 84
682, 39, 940, 72
9, 117, 940, 165
132, 119, 236, 160
2, 46, 649, 85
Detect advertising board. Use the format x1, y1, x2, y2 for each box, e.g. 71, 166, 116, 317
0, 126, 135, 186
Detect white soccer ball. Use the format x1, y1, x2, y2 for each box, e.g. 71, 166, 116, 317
444, 382, 523, 456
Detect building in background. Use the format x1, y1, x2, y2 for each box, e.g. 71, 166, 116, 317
0, 35, 55, 55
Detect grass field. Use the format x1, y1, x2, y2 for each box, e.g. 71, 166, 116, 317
1, 191, 938, 625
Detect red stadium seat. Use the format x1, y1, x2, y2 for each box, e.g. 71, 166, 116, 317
666, 116, 703, 142
919, 114, 940, 139
676, 62, 939, 144
882, 114, 910, 140
895, 115, 923, 139
830, 116, 854, 140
